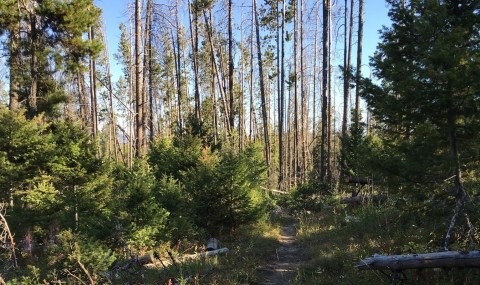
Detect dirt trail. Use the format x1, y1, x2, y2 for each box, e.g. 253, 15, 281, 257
257, 221, 306, 285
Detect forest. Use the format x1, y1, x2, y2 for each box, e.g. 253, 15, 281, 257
0, 0, 479, 284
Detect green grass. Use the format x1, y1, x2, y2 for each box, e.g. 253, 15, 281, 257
115, 218, 282, 285
295, 201, 480, 285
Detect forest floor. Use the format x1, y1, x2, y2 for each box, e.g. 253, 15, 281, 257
257, 217, 307, 285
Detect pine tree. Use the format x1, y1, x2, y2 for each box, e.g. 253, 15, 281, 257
363, 0, 480, 250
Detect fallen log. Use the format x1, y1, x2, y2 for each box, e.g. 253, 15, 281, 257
141, 248, 230, 268
355, 251, 480, 271
206, 238, 219, 251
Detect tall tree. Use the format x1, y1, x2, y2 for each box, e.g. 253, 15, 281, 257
362, 0, 480, 250
279, 0, 286, 189
228, 0, 234, 131
203, 8, 231, 134
0, 0, 101, 118
174, 1, 183, 130
254, 0, 271, 177
320, 0, 331, 181
300, 0, 307, 181
135, 0, 145, 157
293, 0, 299, 183
144, 0, 154, 142
341, 0, 354, 176
354, 0, 364, 133
88, 26, 98, 139
188, 0, 201, 120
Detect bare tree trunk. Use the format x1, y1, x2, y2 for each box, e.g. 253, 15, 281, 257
249, 5, 255, 143
188, 0, 201, 120
341, 0, 354, 176
300, 0, 307, 182
312, 1, 319, 146
320, 0, 330, 182
355, 0, 364, 134
444, 107, 467, 250
0, 206, 17, 268
327, 0, 333, 181
100, 23, 119, 162
293, 0, 299, 185
28, 12, 38, 117
341, 0, 348, 139
8, 27, 20, 111
212, 55, 218, 145
204, 9, 231, 133
135, 0, 145, 158
276, 1, 280, 156
279, 0, 286, 190
174, 2, 183, 130
228, 0, 234, 132
239, 10, 245, 150
77, 71, 91, 127
89, 26, 99, 140
144, 0, 154, 143
254, 0, 271, 177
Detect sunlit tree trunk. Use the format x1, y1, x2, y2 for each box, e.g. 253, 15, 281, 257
312, 1, 319, 143
355, 0, 364, 133
204, 9, 231, 134
228, 0, 234, 132
279, 0, 286, 190
28, 10, 38, 117
135, 0, 145, 157
327, 0, 333, 180
144, 0, 153, 142
320, 0, 330, 181
300, 0, 307, 182
8, 27, 20, 111
254, 0, 271, 177
188, 0, 201, 120
88, 26, 98, 140
249, 4, 255, 143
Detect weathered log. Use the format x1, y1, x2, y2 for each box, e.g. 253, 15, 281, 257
346, 176, 371, 185
355, 251, 480, 271
206, 238, 219, 251
197, 247, 229, 258
141, 248, 230, 268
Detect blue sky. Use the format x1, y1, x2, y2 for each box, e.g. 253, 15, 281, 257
94, 0, 392, 81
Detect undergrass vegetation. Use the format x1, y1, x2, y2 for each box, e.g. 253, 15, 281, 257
118, 217, 281, 285
293, 193, 480, 284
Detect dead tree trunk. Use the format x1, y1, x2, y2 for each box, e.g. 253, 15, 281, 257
188, 0, 201, 120
89, 26, 99, 140
254, 0, 271, 177
356, 251, 480, 271
354, 0, 363, 133
320, 0, 331, 181
204, 9, 231, 133
0, 206, 17, 268
228, 0, 234, 131
8, 26, 20, 111
135, 0, 145, 157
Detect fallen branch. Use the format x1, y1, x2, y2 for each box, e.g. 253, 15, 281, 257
355, 251, 480, 271
140, 248, 230, 268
